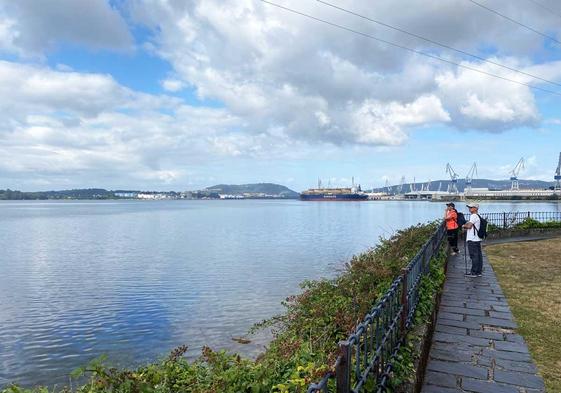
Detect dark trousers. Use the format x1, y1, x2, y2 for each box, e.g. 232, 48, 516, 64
447, 229, 459, 252
467, 241, 483, 275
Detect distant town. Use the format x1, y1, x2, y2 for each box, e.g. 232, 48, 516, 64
0, 183, 299, 201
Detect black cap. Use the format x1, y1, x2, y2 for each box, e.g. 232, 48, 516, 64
446, 202, 455, 207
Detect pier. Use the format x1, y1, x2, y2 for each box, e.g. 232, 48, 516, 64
422, 248, 545, 392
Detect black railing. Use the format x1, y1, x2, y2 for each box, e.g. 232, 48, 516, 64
308, 211, 561, 392
475, 211, 561, 228
307, 222, 447, 393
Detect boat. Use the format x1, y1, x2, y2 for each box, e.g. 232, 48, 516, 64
300, 186, 368, 201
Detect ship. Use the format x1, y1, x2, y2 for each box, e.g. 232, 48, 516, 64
300, 179, 368, 201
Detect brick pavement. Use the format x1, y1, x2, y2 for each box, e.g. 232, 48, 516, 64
421, 244, 545, 393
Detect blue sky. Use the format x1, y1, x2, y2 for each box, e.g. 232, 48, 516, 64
0, 0, 560, 191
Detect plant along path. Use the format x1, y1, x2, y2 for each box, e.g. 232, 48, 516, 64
486, 238, 561, 393
421, 247, 545, 393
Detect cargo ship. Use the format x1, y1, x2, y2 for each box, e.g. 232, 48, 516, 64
300, 183, 368, 201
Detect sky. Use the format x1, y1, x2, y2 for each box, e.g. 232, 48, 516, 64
1, 0, 561, 192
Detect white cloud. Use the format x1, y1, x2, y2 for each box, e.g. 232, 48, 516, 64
350, 95, 450, 145
129, 0, 561, 147
0, 0, 132, 56
161, 79, 185, 92
2, 0, 561, 189
435, 59, 548, 130
0, 61, 265, 189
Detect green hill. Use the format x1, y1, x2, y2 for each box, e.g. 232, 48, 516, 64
205, 183, 299, 198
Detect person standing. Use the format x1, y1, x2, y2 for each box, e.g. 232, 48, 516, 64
463, 203, 483, 277
444, 202, 459, 255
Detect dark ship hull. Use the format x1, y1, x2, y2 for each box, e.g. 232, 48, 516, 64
300, 193, 368, 201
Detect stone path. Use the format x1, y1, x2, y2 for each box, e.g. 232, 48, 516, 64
421, 243, 545, 393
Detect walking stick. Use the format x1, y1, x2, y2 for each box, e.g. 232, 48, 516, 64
464, 229, 468, 275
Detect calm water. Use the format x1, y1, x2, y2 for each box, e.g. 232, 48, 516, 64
1, 199, 559, 387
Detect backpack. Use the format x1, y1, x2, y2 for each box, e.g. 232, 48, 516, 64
474, 214, 488, 239
456, 210, 467, 227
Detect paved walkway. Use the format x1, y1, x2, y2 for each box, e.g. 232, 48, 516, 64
421, 243, 545, 393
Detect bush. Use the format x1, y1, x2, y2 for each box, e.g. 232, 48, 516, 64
512, 218, 561, 230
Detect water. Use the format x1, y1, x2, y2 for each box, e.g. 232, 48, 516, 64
0, 199, 559, 387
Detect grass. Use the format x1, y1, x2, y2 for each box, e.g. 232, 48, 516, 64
486, 238, 561, 393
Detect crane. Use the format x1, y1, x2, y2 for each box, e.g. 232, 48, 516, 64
555, 153, 561, 191
397, 176, 405, 194
510, 158, 525, 190
384, 179, 391, 194
446, 163, 459, 194
465, 162, 478, 193
410, 177, 416, 193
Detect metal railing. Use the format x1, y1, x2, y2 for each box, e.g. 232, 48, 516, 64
307, 211, 560, 392
307, 222, 447, 393
474, 211, 561, 228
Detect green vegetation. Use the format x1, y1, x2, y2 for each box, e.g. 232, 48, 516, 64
205, 183, 298, 198
0, 189, 119, 200
487, 217, 561, 233
486, 239, 561, 393
512, 218, 561, 229
2, 223, 445, 393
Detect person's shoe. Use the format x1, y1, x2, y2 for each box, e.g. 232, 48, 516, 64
476, 273, 483, 277
451, 251, 457, 256
465, 273, 477, 278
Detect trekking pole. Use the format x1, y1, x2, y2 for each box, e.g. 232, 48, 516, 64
464, 230, 468, 275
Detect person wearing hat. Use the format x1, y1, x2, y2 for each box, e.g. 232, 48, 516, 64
463, 203, 483, 277
444, 202, 459, 255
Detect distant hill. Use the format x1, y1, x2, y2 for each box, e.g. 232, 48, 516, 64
373, 179, 555, 193
0, 188, 118, 200
205, 183, 299, 198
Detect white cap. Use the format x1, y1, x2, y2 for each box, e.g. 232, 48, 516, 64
466, 203, 479, 208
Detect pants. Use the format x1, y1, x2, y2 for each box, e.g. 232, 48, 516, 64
467, 241, 483, 275
447, 229, 459, 252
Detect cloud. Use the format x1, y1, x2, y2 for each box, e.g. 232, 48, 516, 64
161, 79, 185, 92
350, 95, 450, 145
0, 0, 133, 56
129, 0, 561, 147
2, 0, 561, 189
435, 58, 548, 130
0, 61, 258, 189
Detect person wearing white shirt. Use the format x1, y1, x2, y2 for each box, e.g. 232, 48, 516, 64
462, 203, 483, 277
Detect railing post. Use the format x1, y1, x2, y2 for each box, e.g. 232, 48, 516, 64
503, 212, 507, 229
400, 268, 409, 334
336, 341, 351, 393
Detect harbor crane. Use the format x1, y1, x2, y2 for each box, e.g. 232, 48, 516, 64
410, 177, 416, 193
384, 179, 391, 193
510, 158, 525, 190
465, 162, 478, 192
446, 163, 459, 194
554, 153, 561, 191
398, 176, 405, 194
